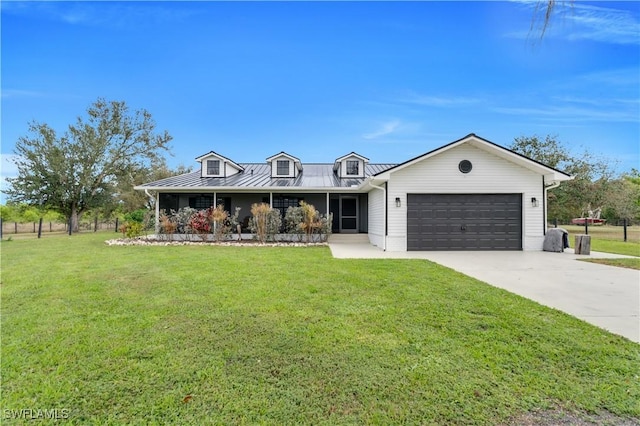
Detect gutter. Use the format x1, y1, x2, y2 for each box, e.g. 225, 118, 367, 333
367, 179, 387, 251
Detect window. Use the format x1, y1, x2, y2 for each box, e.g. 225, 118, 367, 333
346, 160, 359, 175
207, 160, 220, 175
277, 160, 290, 176
189, 195, 214, 209
458, 160, 472, 174
273, 196, 303, 230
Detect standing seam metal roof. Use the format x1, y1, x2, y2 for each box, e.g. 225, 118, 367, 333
137, 163, 396, 189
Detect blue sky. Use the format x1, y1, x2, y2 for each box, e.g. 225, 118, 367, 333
1, 0, 639, 196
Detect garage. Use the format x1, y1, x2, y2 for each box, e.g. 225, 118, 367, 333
407, 193, 522, 251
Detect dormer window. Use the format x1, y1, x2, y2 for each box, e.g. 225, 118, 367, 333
277, 160, 290, 176
334, 152, 369, 179
196, 151, 244, 178
207, 160, 220, 175
266, 152, 302, 178
346, 160, 359, 175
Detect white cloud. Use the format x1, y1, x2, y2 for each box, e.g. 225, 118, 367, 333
511, 0, 640, 45
400, 94, 480, 107
567, 3, 640, 45
362, 120, 401, 140
491, 103, 638, 123
1, 89, 48, 99
1, 1, 199, 29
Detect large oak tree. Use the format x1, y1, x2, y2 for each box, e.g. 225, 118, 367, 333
7, 98, 172, 232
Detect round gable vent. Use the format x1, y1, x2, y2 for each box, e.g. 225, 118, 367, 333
458, 160, 473, 174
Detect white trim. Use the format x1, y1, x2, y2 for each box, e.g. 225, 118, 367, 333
368, 181, 386, 251
374, 134, 572, 184
195, 151, 244, 177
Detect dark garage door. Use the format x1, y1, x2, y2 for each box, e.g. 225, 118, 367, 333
407, 194, 522, 251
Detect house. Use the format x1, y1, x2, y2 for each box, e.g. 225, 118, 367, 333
135, 133, 572, 251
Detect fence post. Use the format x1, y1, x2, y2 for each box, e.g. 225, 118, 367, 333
68, 216, 73, 236
0, 218, 3, 239
623, 219, 628, 242
37, 218, 43, 239
115, 218, 119, 233
94, 216, 98, 232
15, 222, 18, 234
554, 218, 558, 228
584, 219, 588, 235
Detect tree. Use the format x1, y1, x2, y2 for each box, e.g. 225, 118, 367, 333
510, 134, 615, 223
511, 134, 571, 169
116, 161, 192, 212
6, 98, 172, 232
603, 170, 640, 224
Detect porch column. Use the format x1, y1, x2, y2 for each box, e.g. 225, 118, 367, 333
213, 192, 217, 207
269, 192, 273, 207
155, 191, 160, 234
326, 192, 329, 215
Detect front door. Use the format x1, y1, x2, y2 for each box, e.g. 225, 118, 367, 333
340, 196, 358, 233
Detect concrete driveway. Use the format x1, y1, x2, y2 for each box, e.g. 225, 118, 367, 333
329, 242, 640, 343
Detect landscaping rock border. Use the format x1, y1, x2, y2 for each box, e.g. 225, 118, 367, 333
105, 237, 328, 247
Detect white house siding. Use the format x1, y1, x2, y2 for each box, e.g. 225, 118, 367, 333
367, 185, 385, 249
384, 144, 545, 251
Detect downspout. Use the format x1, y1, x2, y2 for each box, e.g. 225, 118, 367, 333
544, 180, 561, 233
368, 180, 387, 251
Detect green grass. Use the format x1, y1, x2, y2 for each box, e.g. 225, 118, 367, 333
580, 258, 640, 270
590, 239, 640, 257
560, 225, 640, 257
2, 233, 639, 425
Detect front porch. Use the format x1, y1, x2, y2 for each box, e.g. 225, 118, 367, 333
157, 191, 368, 234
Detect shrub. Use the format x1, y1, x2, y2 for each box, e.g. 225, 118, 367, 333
159, 212, 177, 237
173, 207, 197, 234
284, 203, 333, 242
299, 201, 319, 243
317, 212, 333, 242
120, 221, 144, 238
124, 209, 146, 223
210, 204, 241, 242
284, 206, 305, 241
188, 209, 212, 237
250, 203, 281, 243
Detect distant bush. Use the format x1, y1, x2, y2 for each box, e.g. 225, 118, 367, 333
124, 209, 147, 223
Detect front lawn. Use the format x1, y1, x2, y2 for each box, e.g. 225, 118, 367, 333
1, 233, 639, 425
580, 258, 640, 270
559, 225, 640, 257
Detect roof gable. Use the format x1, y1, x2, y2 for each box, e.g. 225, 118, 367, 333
334, 152, 369, 163
265, 151, 302, 165
373, 133, 572, 184
195, 151, 244, 172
